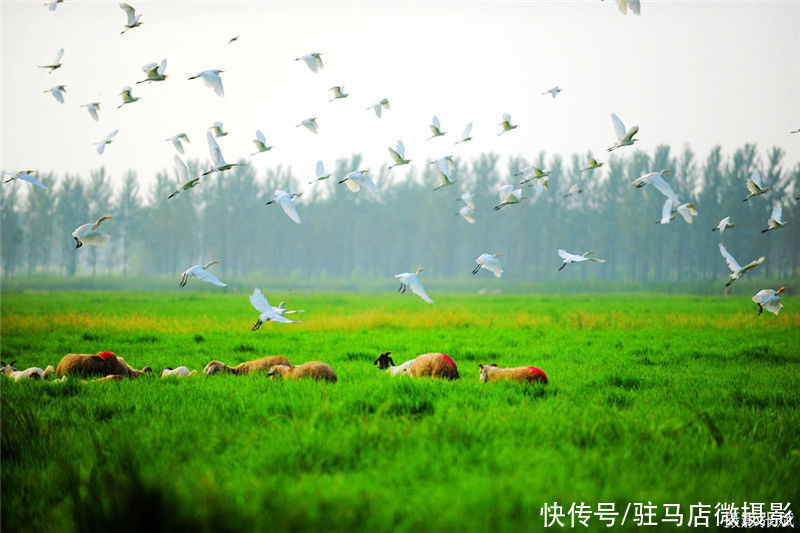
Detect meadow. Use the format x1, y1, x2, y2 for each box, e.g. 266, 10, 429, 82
2, 290, 799, 532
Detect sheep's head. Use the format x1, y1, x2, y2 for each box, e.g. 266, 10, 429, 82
141, 366, 154, 375
1, 360, 17, 373
373, 351, 395, 369
203, 361, 229, 375
478, 363, 498, 382
268, 365, 291, 380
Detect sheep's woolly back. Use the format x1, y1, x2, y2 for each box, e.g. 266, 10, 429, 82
479, 364, 548, 385
56, 352, 151, 378
407, 353, 459, 380
204, 356, 291, 376
269, 361, 337, 383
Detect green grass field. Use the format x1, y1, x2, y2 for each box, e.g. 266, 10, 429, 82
2, 291, 799, 532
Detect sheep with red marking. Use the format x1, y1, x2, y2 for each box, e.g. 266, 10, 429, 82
55, 351, 152, 379
203, 355, 290, 376
267, 361, 337, 383
406, 353, 460, 380
478, 363, 548, 385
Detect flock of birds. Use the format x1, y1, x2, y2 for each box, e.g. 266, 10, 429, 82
4, 0, 794, 322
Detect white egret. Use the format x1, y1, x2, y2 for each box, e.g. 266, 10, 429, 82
458, 191, 475, 210
557, 249, 606, 271
338, 169, 377, 193
250, 289, 301, 329
3, 170, 47, 190
367, 98, 390, 118
762, 205, 789, 232
719, 243, 765, 287
72, 216, 112, 248
743, 171, 771, 201
711, 216, 736, 234
580, 157, 604, 173
329, 86, 348, 100
168, 154, 200, 199
308, 160, 331, 183
563, 184, 584, 198
38, 48, 64, 73
119, 3, 143, 34
433, 158, 456, 191
202, 131, 243, 176
82, 102, 100, 121
607, 113, 639, 151
43, 85, 66, 103
428, 116, 446, 139
457, 205, 476, 224
498, 113, 518, 135
251, 130, 272, 155
210, 122, 228, 137
395, 268, 433, 304
675, 202, 698, 224
752, 287, 785, 315
265, 190, 303, 224
493, 184, 525, 210
297, 117, 319, 134
179, 260, 226, 288
473, 253, 503, 278
632, 169, 678, 205
388, 140, 411, 169
189, 69, 224, 97
166, 133, 190, 154
95, 129, 119, 155
518, 167, 551, 190
295, 52, 323, 72
791, 128, 800, 134
455, 123, 473, 144
117, 86, 139, 108
137, 59, 167, 83
542, 86, 562, 98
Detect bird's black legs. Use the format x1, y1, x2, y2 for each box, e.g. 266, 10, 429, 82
472, 265, 480, 275
74, 237, 82, 249
251, 320, 262, 331
558, 263, 566, 272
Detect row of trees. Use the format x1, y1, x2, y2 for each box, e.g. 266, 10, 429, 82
2, 143, 798, 285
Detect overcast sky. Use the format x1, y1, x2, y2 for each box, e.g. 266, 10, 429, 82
2, 1, 798, 193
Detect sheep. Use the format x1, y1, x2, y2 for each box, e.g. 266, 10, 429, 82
55, 351, 153, 379
406, 352, 460, 380
478, 363, 548, 385
267, 361, 337, 383
161, 366, 197, 378
373, 351, 414, 375
203, 355, 291, 376
1, 361, 55, 381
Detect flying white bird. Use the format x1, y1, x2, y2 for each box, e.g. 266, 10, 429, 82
613, 0, 641, 15
308, 160, 331, 183
428, 115, 446, 139
657, 198, 675, 225
249, 288, 301, 329
329, 85, 348, 100
72, 216, 112, 248
518, 167, 551, 190
790, 128, 800, 134
295, 52, 323, 72
743, 171, 771, 201
395, 268, 433, 304
266, 190, 303, 224
367, 98, 390, 118
457, 205, 475, 224
38, 48, 64, 73
82, 102, 100, 121
752, 287, 785, 315
608, 113, 639, 151
45, 0, 65, 11
338, 169, 377, 193
95, 129, 119, 155
251, 130, 272, 155
388, 140, 411, 169
43, 85, 66, 103
166, 133, 190, 154
563, 184, 584, 198
458, 191, 475, 210
473, 253, 503, 278
719, 243, 765, 287
711, 216, 736, 234
210, 122, 228, 137
557, 249, 606, 271
632, 169, 678, 205
179, 260, 226, 288
117, 86, 139, 108
137, 59, 167, 83
494, 184, 525, 210
762, 204, 789, 232
189, 69, 224, 97
498, 113, 518, 135
455, 123, 473, 144
202, 131, 242, 176
542, 86, 562, 98
675, 202, 698, 224
119, 3, 143, 34
3, 170, 47, 190
297, 117, 319, 134
581, 157, 604, 173
433, 158, 456, 191
168, 154, 200, 199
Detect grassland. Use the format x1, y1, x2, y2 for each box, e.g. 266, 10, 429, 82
2, 291, 799, 532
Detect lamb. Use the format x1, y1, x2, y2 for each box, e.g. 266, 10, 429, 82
267, 361, 337, 383
55, 351, 153, 379
160, 366, 197, 378
203, 355, 291, 376
1, 361, 55, 381
405, 352, 459, 379
478, 363, 548, 385
373, 351, 414, 375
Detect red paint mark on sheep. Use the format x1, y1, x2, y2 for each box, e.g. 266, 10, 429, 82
97, 351, 116, 360
440, 354, 457, 368
526, 366, 548, 384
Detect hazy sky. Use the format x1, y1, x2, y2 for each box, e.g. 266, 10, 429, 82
2, 1, 799, 193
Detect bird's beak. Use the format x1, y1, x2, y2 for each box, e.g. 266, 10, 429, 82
495, 254, 501, 257
665, 169, 672, 173
777, 287, 786, 294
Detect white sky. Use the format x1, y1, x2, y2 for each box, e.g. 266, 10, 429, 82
2, 1, 799, 193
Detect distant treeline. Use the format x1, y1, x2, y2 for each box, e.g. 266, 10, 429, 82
1, 143, 798, 286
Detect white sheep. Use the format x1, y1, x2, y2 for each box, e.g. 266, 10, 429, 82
160, 366, 197, 378
373, 351, 414, 375
1, 360, 55, 381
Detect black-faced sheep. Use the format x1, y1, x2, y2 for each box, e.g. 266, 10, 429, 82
407, 353, 459, 380
373, 351, 414, 375
478, 363, 548, 385
203, 355, 291, 376
55, 352, 152, 379
267, 362, 337, 383
1, 361, 55, 381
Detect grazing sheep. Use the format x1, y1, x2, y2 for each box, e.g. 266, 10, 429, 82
407, 353, 459, 380
1, 361, 55, 381
373, 351, 414, 375
55, 351, 152, 379
478, 363, 548, 385
161, 366, 197, 378
203, 355, 291, 376
267, 361, 337, 383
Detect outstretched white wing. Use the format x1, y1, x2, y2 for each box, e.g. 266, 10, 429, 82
408, 276, 433, 303
718, 243, 741, 273
120, 3, 137, 25
278, 195, 302, 224
316, 160, 325, 178
195, 269, 226, 287
611, 113, 626, 141
649, 174, 679, 205
461, 122, 472, 140
174, 154, 188, 182
770, 204, 782, 223
207, 131, 224, 167
458, 205, 475, 224
660, 198, 673, 224
249, 288, 271, 313
14, 172, 48, 190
